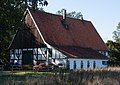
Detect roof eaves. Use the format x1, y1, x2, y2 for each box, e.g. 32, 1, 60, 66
8, 30, 19, 49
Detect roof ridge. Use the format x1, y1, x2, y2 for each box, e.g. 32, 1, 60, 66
30, 10, 91, 22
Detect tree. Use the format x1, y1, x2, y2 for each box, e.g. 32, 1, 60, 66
106, 22, 120, 66
56, 9, 83, 19
0, 0, 48, 64
18, 0, 48, 10
0, 0, 24, 64
113, 22, 120, 43
106, 40, 120, 61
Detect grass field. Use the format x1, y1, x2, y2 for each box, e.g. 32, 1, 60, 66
0, 67, 120, 85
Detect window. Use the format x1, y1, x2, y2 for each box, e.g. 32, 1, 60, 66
99, 51, 108, 56
38, 55, 42, 60
10, 49, 23, 65
106, 52, 108, 56
74, 61, 76, 69
81, 61, 83, 69
87, 61, 90, 68
66, 60, 70, 70
102, 61, 107, 65
33, 48, 37, 55
93, 61, 96, 68
102, 51, 106, 56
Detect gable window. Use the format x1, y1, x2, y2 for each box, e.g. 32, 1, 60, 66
73, 61, 76, 69
99, 51, 108, 56
87, 61, 90, 68
102, 61, 107, 65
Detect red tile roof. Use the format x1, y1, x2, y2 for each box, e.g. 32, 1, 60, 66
30, 11, 108, 51
54, 45, 108, 59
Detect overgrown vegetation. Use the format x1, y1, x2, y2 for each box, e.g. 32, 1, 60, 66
0, 67, 120, 85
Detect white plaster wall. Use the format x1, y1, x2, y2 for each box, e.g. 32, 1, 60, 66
68, 58, 108, 70
48, 47, 108, 69
10, 48, 47, 65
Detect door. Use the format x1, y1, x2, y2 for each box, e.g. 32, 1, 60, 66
22, 50, 33, 65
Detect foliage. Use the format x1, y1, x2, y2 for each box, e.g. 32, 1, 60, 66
56, 9, 83, 19
106, 22, 120, 66
106, 40, 120, 63
0, 0, 48, 64
19, 0, 48, 10
0, 0, 24, 64
113, 22, 120, 43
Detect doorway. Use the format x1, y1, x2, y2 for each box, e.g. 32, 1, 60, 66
22, 50, 33, 65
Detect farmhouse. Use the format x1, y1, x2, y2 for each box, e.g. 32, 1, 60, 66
9, 9, 108, 70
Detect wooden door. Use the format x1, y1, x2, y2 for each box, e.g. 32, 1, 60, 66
22, 50, 33, 65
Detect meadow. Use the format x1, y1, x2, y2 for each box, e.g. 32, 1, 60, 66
0, 67, 120, 85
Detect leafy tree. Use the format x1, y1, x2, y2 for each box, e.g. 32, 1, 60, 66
0, 0, 24, 64
106, 22, 120, 66
0, 0, 48, 64
18, 0, 48, 10
56, 9, 83, 19
113, 22, 120, 43
106, 40, 120, 61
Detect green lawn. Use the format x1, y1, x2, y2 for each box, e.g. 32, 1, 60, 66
0, 70, 51, 85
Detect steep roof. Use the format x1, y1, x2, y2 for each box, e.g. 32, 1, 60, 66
30, 10, 108, 51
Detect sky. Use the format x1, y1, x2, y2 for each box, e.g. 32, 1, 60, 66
43, 0, 120, 42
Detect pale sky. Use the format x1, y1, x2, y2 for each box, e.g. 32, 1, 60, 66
43, 0, 120, 42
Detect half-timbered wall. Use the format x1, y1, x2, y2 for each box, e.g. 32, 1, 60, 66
10, 47, 47, 65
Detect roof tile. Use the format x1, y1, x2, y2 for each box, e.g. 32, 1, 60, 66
31, 11, 108, 51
